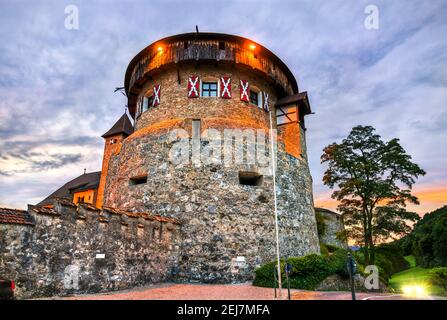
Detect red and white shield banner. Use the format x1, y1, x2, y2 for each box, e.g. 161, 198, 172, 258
187, 76, 199, 98
240, 80, 249, 102
152, 84, 161, 107
220, 76, 231, 99
263, 92, 269, 111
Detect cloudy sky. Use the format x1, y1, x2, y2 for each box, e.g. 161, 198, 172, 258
0, 0, 446, 215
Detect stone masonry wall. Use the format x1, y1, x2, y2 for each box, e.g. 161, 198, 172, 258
101, 63, 319, 283
0, 200, 180, 299
315, 208, 347, 248
103, 123, 320, 283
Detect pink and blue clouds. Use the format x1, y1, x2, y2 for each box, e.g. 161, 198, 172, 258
0, 0, 446, 214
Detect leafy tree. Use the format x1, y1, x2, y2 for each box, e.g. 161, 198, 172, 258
428, 267, 447, 293
406, 205, 447, 267
321, 126, 425, 265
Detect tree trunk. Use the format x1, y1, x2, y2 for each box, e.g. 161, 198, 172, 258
362, 210, 369, 265
369, 238, 375, 265
366, 210, 375, 265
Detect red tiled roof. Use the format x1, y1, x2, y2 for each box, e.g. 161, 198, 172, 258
28, 205, 60, 216
0, 207, 34, 225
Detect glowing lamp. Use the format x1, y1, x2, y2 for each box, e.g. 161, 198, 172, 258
249, 44, 256, 50
157, 46, 163, 53
402, 284, 427, 297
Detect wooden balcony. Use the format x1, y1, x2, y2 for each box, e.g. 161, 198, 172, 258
124, 33, 299, 118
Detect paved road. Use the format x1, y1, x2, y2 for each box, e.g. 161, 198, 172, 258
291, 291, 446, 300
41, 283, 446, 300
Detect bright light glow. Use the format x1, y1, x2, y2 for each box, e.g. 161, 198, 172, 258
157, 46, 163, 52
249, 44, 256, 50
401, 284, 427, 297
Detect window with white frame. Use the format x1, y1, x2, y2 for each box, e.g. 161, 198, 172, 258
249, 87, 262, 108
141, 89, 154, 113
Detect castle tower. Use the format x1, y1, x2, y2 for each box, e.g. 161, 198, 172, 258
102, 33, 320, 282
96, 113, 134, 208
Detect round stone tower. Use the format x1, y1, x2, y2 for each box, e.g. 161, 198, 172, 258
100, 33, 320, 282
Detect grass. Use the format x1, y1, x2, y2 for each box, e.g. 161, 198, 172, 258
404, 255, 416, 268
388, 255, 445, 296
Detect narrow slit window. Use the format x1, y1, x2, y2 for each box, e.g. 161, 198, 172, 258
239, 171, 263, 186
192, 119, 201, 140
129, 175, 148, 186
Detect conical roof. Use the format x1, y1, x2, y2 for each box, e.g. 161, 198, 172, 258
102, 113, 134, 138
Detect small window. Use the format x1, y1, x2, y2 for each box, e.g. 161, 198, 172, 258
239, 171, 263, 186
249, 91, 259, 106
201, 82, 218, 97
129, 175, 148, 186
192, 119, 201, 140
142, 95, 154, 112
219, 41, 225, 51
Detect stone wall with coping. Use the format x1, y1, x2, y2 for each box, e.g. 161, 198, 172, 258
315, 208, 347, 248
0, 200, 180, 299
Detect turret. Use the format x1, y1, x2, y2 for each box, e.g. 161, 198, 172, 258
100, 33, 319, 282
96, 113, 134, 208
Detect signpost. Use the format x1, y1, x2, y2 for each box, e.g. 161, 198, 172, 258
273, 266, 278, 299
347, 252, 357, 300
285, 262, 292, 300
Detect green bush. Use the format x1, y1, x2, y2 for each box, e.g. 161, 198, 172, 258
320, 242, 329, 256
428, 267, 447, 294
401, 205, 447, 267
253, 248, 351, 290
354, 244, 410, 284
328, 248, 350, 278
325, 244, 341, 253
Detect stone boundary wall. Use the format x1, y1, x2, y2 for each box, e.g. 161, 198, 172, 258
315, 208, 346, 248
0, 199, 180, 299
